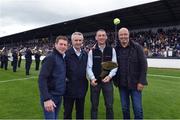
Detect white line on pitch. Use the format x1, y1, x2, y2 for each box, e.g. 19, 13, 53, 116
148, 74, 180, 79
0, 76, 38, 83
0, 74, 179, 84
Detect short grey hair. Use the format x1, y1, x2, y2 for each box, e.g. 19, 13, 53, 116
71, 32, 84, 41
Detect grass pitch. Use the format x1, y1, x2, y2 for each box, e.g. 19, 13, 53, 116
0, 61, 180, 119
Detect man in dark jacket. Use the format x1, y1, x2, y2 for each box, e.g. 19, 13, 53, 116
12, 49, 18, 72
25, 47, 33, 75
18, 50, 22, 68
38, 36, 68, 119
63, 32, 88, 119
3, 49, 8, 70
114, 27, 148, 119
87, 29, 117, 119
34, 49, 41, 70
0, 51, 4, 69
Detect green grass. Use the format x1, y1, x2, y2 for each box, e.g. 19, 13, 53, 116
0, 61, 180, 119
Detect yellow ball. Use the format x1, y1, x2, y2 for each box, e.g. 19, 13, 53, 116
113, 18, 120, 25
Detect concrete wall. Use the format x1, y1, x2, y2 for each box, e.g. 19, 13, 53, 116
22, 56, 180, 69
147, 58, 180, 69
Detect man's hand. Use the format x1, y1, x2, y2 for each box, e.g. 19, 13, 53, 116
102, 76, 111, 83
137, 83, 144, 91
44, 99, 56, 112
91, 79, 98, 86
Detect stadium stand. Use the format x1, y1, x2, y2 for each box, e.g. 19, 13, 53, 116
0, 0, 180, 58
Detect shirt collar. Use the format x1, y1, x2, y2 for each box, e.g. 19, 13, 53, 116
98, 44, 106, 52
73, 47, 81, 56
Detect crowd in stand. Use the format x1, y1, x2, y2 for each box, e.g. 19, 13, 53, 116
131, 27, 180, 58
1, 27, 180, 58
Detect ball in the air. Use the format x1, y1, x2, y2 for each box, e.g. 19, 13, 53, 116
113, 18, 120, 25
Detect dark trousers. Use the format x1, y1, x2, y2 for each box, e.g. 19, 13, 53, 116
0, 61, 4, 68
119, 87, 143, 119
4, 60, 8, 70
40, 95, 62, 119
18, 59, 21, 68
90, 81, 114, 119
35, 60, 40, 70
25, 60, 32, 75
12, 60, 17, 72
63, 97, 85, 119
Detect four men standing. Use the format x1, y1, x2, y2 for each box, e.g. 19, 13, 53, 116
37, 28, 148, 119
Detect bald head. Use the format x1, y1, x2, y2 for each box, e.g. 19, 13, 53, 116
118, 27, 129, 35
118, 27, 130, 47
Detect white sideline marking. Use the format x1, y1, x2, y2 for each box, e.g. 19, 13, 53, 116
148, 74, 180, 79
0, 74, 179, 84
0, 76, 38, 83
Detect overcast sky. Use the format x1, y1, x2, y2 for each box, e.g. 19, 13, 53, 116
0, 0, 158, 37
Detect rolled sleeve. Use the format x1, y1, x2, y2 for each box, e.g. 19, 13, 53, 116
86, 50, 96, 80
108, 48, 118, 78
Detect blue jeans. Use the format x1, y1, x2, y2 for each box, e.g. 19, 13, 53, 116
119, 87, 143, 119
40, 95, 62, 119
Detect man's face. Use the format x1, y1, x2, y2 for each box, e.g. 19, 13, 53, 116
95, 31, 107, 45
72, 35, 83, 50
55, 39, 68, 54
118, 28, 129, 46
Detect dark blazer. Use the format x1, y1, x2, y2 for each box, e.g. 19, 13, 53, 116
64, 47, 88, 98
35, 52, 41, 61
25, 49, 32, 62
12, 51, 18, 61
114, 40, 148, 89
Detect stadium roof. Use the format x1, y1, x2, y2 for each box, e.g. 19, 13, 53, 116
1, 0, 180, 44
